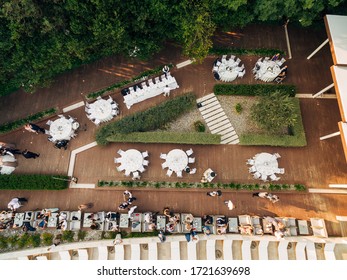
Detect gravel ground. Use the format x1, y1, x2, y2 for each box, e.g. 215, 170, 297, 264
162, 95, 264, 135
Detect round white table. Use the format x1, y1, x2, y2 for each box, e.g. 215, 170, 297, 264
119, 149, 144, 173
88, 99, 113, 122
216, 60, 241, 82
258, 60, 281, 82
165, 149, 188, 173
49, 118, 73, 141
254, 153, 278, 176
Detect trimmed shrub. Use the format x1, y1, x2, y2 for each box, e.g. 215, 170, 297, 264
42, 232, 54, 246
214, 84, 296, 97
106, 131, 220, 144
77, 230, 87, 241
0, 108, 57, 134
0, 174, 69, 190
96, 93, 197, 145
235, 103, 243, 114
194, 121, 206, 132
62, 231, 75, 243
209, 47, 285, 57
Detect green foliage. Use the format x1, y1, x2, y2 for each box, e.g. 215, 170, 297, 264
77, 230, 87, 241
0, 236, 8, 249
193, 121, 206, 132
0, 108, 56, 134
17, 233, 30, 249
214, 84, 296, 97
28, 233, 41, 247
62, 231, 75, 243
240, 98, 306, 146
42, 232, 54, 246
251, 91, 298, 134
209, 47, 285, 57
235, 103, 243, 114
96, 93, 197, 145
86, 64, 173, 99
106, 132, 219, 145
0, 174, 69, 190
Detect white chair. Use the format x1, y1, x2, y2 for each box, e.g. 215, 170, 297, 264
46, 120, 52, 126
117, 149, 125, 156
235, 58, 241, 65
111, 103, 118, 109
96, 96, 102, 100
160, 153, 167, 159
216, 60, 222, 66
246, 159, 255, 165
221, 55, 227, 63
189, 168, 196, 174
274, 153, 281, 158
238, 70, 246, 78
124, 169, 131, 176
161, 162, 168, 169
117, 166, 125, 172
85, 106, 91, 113
230, 55, 235, 61
212, 66, 218, 72
176, 170, 183, 178
253, 171, 261, 179
240, 64, 245, 70
111, 109, 118, 116
166, 169, 173, 177
94, 119, 101, 126
143, 160, 149, 166
154, 77, 160, 84
58, 114, 64, 118
269, 174, 280, 181
277, 58, 286, 66
264, 57, 270, 61
107, 96, 113, 103
142, 151, 149, 158
138, 166, 145, 173
260, 174, 267, 182
114, 157, 122, 164
132, 171, 140, 180
186, 148, 193, 156
188, 157, 195, 163
249, 166, 256, 173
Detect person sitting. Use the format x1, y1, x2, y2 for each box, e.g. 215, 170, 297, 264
163, 207, 173, 218
24, 123, 45, 134
22, 150, 40, 159
203, 215, 213, 226
202, 225, 211, 236
54, 140, 69, 150
90, 222, 100, 230
106, 212, 119, 221
166, 222, 175, 233
216, 216, 227, 227
22, 221, 36, 232
213, 72, 220, 80
271, 53, 280, 61
148, 223, 157, 231
217, 224, 228, 235
118, 201, 129, 210
207, 190, 222, 197
162, 65, 170, 77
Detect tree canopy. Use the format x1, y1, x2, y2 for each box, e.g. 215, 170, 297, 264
0, 0, 346, 95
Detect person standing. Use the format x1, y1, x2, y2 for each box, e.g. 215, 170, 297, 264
224, 200, 236, 210
252, 192, 269, 198
8, 197, 27, 211
78, 203, 93, 211
24, 123, 45, 134
162, 65, 170, 77
163, 85, 171, 97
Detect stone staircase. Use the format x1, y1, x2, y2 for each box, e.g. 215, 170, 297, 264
196, 93, 239, 144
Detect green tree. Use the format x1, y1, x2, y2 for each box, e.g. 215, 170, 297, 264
251, 91, 298, 134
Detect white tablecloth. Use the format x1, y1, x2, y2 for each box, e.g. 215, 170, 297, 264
88, 99, 113, 122
49, 118, 73, 141
165, 149, 188, 173
119, 149, 144, 173
258, 60, 281, 82
254, 153, 278, 176
216, 60, 241, 82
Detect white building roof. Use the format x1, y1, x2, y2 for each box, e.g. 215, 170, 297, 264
338, 122, 347, 162
331, 66, 347, 122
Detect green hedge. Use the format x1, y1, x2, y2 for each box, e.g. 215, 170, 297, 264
0, 175, 69, 190
107, 131, 220, 144
0, 108, 57, 134
96, 93, 197, 145
98, 180, 306, 192
214, 84, 296, 97
209, 47, 285, 57
87, 64, 173, 100
240, 98, 306, 146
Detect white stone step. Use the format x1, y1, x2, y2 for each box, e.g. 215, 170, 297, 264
258, 240, 269, 260
221, 131, 238, 140
204, 111, 225, 122
199, 104, 222, 115
221, 135, 239, 144
223, 240, 233, 260
171, 241, 180, 260
217, 127, 236, 136
229, 139, 240, 144
200, 97, 218, 107
197, 93, 215, 103
241, 240, 252, 260
187, 241, 197, 260
206, 240, 216, 260
131, 244, 141, 260
211, 124, 233, 134
208, 115, 228, 127
209, 119, 231, 131
202, 107, 224, 119
148, 242, 158, 260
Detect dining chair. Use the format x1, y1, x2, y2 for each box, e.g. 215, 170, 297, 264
166, 169, 173, 177
117, 165, 125, 172
107, 96, 113, 103
188, 157, 195, 163
161, 162, 168, 169
160, 153, 167, 159
46, 120, 52, 126
132, 171, 140, 180
246, 159, 255, 165
114, 157, 122, 164
138, 166, 145, 173
96, 96, 102, 100
253, 171, 261, 179
117, 149, 125, 156
111, 103, 118, 109
176, 170, 183, 178
186, 148, 193, 156
260, 174, 268, 182
94, 119, 101, 126
124, 169, 131, 176
189, 168, 197, 174
249, 166, 256, 173
142, 151, 149, 158
143, 160, 149, 166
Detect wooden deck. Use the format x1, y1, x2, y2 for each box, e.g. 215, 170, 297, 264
0, 23, 346, 237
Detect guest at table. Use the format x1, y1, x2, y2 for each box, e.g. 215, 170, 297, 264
78, 203, 94, 211
203, 215, 213, 226
202, 225, 211, 236
106, 211, 119, 221
0, 147, 21, 156
224, 200, 236, 210
207, 190, 222, 197
252, 192, 269, 198
22, 149, 40, 159
271, 53, 280, 61
54, 140, 69, 150
162, 65, 170, 77
7, 197, 27, 211
118, 201, 129, 210
213, 72, 220, 81
163, 207, 173, 218
24, 123, 45, 134
163, 85, 171, 97
166, 222, 175, 233
127, 205, 137, 219
22, 221, 36, 232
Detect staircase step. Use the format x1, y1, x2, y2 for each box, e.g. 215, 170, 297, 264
208, 116, 228, 127
200, 104, 222, 115
200, 97, 218, 107
211, 124, 233, 134
197, 93, 216, 103
203, 109, 224, 120
221, 131, 238, 141
199, 100, 220, 112
209, 119, 231, 131
218, 127, 236, 136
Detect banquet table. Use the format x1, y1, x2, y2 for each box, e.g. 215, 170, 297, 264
49, 117, 73, 141
156, 215, 166, 231
215, 60, 241, 82
88, 99, 114, 122
118, 149, 144, 173
258, 60, 281, 82
165, 149, 189, 173
253, 153, 278, 176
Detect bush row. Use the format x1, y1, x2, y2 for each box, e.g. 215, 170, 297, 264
106, 131, 220, 145
239, 98, 307, 146
0, 108, 57, 134
214, 84, 296, 97
0, 175, 69, 190
96, 93, 197, 145
209, 47, 285, 57
98, 180, 306, 192
86, 64, 173, 100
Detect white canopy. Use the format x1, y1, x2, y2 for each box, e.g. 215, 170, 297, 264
325, 15, 347, 65
338, 122, 347, 162
331, 66, 347, 122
